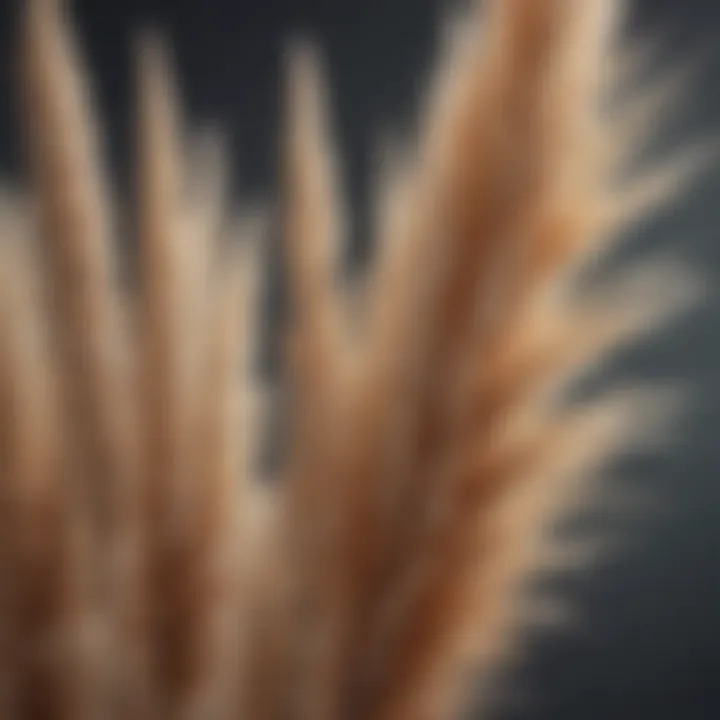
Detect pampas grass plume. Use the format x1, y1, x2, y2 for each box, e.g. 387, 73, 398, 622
0, 0, 708, 718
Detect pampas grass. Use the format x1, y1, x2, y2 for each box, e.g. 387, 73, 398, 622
0, 0, 709, 717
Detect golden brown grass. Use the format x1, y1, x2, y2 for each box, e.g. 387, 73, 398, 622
0, 0, 709, 718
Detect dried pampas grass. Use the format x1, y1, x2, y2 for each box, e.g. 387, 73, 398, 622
0, 0, 709, 718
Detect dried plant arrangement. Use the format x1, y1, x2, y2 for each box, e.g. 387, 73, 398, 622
0, 0, 711, 718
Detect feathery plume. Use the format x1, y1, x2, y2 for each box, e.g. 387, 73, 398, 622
0, 0, 709, 718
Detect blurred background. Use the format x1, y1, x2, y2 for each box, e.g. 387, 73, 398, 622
1, 0, 720, 718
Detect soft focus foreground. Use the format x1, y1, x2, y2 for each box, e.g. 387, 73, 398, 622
0, 0, 709, 718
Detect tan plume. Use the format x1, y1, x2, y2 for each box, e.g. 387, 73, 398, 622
0, 0, 709, 718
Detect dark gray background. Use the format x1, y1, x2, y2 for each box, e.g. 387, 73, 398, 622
1, 1, 720, 718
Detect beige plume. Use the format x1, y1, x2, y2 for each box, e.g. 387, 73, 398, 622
0, 0, 709, 718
